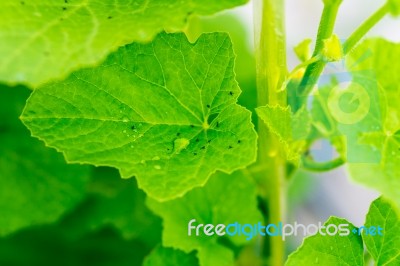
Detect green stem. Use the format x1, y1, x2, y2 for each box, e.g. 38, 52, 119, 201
254, 0, 287, 265
302, 155, 345, 172
343, 3, 390, 54
294, 0, 342, 111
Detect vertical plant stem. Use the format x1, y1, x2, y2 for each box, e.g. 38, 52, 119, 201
294, 0, 342, 111
253, 0, 287, 265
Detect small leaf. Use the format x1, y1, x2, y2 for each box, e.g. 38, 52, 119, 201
363, 197, 400, 265
21, 32, 257, 201
322, 34, 343, 62
285, 217, 363, 266
256, 105, 311, 164
0, 0, 248, 87
146, 171, 262, 266
294, 39, 312, 62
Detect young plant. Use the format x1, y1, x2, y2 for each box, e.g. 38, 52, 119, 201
0, 0, 400, 265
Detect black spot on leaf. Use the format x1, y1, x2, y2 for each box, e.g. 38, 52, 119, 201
229, 91, 234, 96
207, 113, 218, 125
228, 146, 233, 149
237, 140, 241, 144
206, 104, 210, 108
62, 7, 67, 10
176, 132, 181, 137
108, 16, 112, 19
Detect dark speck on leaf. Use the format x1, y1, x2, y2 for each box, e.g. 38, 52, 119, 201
201, 146, 205, 150
228, 146, 233, 149
176, 132, 180, 137
229, 91, 234, 96
238, 140, 241, 144
21, 1, 25, 5
208, 140, 211, 143
190, 125, 194, 128
206, 104, 210, 108
216, 122, 219, 128
62, 7, 67, 10
131, 125, 135, 130
194, 152, 197, 156
108, 16, 112, 19
196, 138, 199, 142
64, 0, 68, 3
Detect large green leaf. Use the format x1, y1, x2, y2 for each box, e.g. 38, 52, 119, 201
344, 39, 400, 209
146, 171, 262, 266
21, 32, 257, 201
285, 217, 363, 266
309, 39, 400, 209
0, 0, 247, 87
0, 86, 90, 236
363, 197, 400, 265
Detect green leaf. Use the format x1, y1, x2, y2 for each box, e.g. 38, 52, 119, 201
322, 34, 343, 62
21, 32, 257, 201
363, 197, 400, 265
256, 105, 311, 163
285, 217, 363, 266
0, 0, 247, 87
59, 167, 161, 246
343, 39, 400, 208
146, 171, 262, 266
143, 246, 199, 266
294, 39, 312, 62
0, 86, 90, 236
